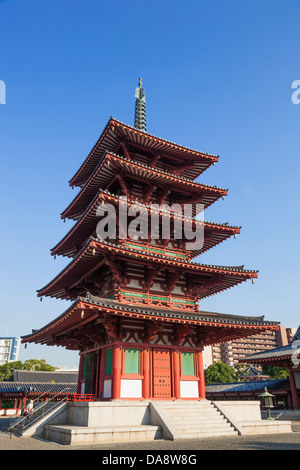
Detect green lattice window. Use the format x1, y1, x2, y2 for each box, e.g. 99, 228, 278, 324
105, 349, 112, 375
181, 352, 195, 376
124, 348, 140, 374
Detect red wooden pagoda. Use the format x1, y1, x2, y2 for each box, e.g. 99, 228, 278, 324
22, 80, 279, 400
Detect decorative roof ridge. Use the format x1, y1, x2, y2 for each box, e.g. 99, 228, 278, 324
100, 187, 238, 225
90, 237, 258, 273
52, 187, 241, 259
39, 235, 258, 297
69, 117, 220, 187
205, 378, 289, 387
80, 294, 278, 325
62, 151, 228, 220
110, 117, 219, 158
104, 150, 228, 191
241, 343, 299, 359
105, 189, 240, 228
57, 187, 240, 239
22, 295, 278, 344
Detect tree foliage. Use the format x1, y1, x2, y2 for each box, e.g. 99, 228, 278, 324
0, 359, 56, 381
204, 362, 236, 384
261, 365, 289, 379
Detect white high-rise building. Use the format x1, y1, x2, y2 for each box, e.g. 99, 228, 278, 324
0, 337, 20, 365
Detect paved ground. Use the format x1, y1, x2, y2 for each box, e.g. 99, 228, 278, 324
0, 430, 299, 451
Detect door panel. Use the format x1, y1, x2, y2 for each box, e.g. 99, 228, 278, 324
152, 348, 172, 398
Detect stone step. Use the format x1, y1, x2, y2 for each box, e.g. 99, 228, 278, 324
175, 422, 231, 431
160, 399, 238, 439
163, 408, 219, 416
161, 404, 216, 408
162, 408, 218, 414
161, 406, 219, 412
162, 412, 223, 419
175, 419, 231, 428
44, 424, 162, 445
161, 403, 212, 408
178, 429, 238, 438
171, 414, 225, 421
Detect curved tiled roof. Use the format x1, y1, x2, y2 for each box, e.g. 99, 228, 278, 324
21, 294, 278, 348
205, 379, 290, 394
62, 151, 227, 220
37, 237, 258, 301
239, 325, 300, 363
0, 382, 77, 394
69, 117, 219, 187
13, 370, 77, 384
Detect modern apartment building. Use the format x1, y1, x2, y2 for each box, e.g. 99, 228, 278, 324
208, 325, 296, 367
0, 337, 20, 365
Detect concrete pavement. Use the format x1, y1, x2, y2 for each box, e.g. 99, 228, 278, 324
0, 431, 299, 451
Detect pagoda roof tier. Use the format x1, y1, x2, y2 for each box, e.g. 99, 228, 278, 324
21, 295, 279, 350
61, 152, 228, 221
38, 238, 258, 301
52, 189, 241, 258
69, 118, 219, 188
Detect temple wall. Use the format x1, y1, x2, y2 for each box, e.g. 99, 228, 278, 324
121, 379, 143, 398
180, 380, 199, 398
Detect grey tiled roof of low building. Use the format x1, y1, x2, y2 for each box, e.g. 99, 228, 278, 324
12, 370, 78, 384
0, 382, 77, 394
205, 378, 290, 394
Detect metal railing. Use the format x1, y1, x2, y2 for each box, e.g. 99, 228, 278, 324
72, 394, 95, 402
8, 387, 72, 437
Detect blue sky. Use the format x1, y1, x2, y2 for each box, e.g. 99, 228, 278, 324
0, 0, 299, 368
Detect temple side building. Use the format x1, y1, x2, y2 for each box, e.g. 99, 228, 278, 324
239, 326, 300, 409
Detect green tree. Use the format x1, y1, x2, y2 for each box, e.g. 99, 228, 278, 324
23, 359, 56, 372
0, 361, 23, 381
0, 359, 56, 381
261, 365, 289, 379
204, 362, 236, 384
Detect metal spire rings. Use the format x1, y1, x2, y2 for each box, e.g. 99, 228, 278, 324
134, 77, 146, 131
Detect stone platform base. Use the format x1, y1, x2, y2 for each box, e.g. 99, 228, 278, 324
44, 423, 162, 446
21, 400, 294, 444
240, 420, 293, 435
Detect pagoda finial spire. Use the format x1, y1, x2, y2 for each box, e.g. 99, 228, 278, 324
134, 77, 146, 132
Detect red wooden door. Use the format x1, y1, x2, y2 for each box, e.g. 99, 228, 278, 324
152, 348, 172, 398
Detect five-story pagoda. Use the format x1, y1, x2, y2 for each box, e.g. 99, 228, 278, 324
22, 80, 279, 400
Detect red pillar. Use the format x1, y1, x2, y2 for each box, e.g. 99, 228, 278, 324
112, 344, 122, 400
173, 349, 181, 399
197, 350, 206, 399
289, 367, 300, 409
142, 347, 150, 399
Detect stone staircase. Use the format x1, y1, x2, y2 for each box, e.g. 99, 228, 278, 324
160, 400, 239, 438
9, 401, 62, 436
